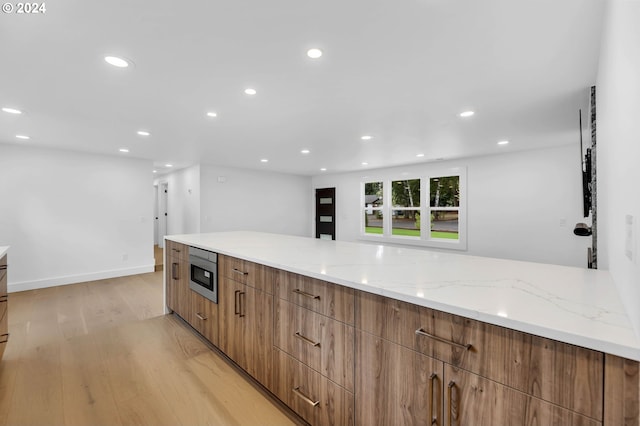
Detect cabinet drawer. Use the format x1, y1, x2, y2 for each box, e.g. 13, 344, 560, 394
220, 255, 275, 294
165, 240, 188, 262
0, 254, 7, 295
190, 292, 219, 347
273, 348, 354, 426
275, 299, 355, 392
0, 309, 8, 359
357, 291, 604, 420
444, 364, 601, 426
277, 271, 355, 324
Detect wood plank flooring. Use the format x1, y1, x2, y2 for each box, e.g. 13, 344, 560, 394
0, 271, 300, 426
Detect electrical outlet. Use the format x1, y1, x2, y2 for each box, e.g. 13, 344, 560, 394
625, 214, 634, 261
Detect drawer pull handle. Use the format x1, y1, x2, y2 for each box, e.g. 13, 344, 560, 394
292, 289, 320, 300
448, 381, 456, 426
232, 268, 248, 276
415, 328, 472, 351
294, 332, 320, 347
0, 265, 7, 270
292, 386, 320, 407
0, 296, 7, 303
429, 373, 438, 425
172, 248, 181, 253
195, 312, 207, 321
0, 333, 8, 344
172, 263, 179, 280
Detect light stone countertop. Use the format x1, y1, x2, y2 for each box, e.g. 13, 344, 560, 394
166, 231, 640, 361
0, 246, 8, 259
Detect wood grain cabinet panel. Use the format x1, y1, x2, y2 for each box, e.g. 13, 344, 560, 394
165, 243, 190, 320
273, 348, 354, 426
219, 255, 276, 294
277, 271, 355, 324
219, 276, 274, 389
356, 330, 443, 426
444, 364, 601, 426
189, 292, 219, 347
356, 290, 604, 420
275, 299, 355, 392
604, 354, 640, 426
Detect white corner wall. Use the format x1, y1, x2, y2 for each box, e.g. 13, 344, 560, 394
0, 144, 155, 292
200, 164, 312, 237
162, 164, 201, 236
597, 0, 640, 335
312, 144, 590, 267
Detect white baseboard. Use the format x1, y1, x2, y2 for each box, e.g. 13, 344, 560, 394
7, 264, 156, 293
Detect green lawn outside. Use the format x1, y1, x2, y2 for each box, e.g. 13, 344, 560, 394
365, 227, 459, 240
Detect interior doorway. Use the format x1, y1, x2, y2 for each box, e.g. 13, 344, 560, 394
315, 187, 336, 240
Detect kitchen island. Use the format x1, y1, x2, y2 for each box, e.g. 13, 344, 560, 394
165, 231, 640, 425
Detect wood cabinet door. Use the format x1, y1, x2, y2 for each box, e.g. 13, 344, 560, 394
245, 286, 273, 389
189, 292, 219, 347
443, 364, 601, 426
219, 277, 247, 370
165, 256, 179, 313
356, 331, 443, 426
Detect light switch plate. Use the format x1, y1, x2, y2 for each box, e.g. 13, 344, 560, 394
625, 214, 634, 261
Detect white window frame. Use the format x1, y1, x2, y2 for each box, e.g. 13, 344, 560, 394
359, 167, 467, 251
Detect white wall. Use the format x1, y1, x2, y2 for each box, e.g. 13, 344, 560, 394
312, 144, 590, 267
597, 0, 640, 335
0, 144, 155, 291
162, 164, 201, 236
200, 164, 312, 237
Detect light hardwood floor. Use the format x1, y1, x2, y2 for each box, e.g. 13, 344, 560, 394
0, 271, 301, 426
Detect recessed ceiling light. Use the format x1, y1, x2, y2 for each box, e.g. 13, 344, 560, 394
165, 164, 173, 168
361, 162, 369, 166
459, 111, 475, 118
361, 135, 372, 141
152, 170, 157, 173
320, 168, 327, 172
301, 149, 310, 154
206, 111, 218, 118
307, 48, 323, 59
244, 88, 257, 95
104, 56, 130, 68
497, 140, 510, 145
2, 107, 22, 114
119, 148, 129, 153
260, 158, 269, 163
137, 130, 150, 136
15, 134, 30, 140
416, 153, 425, 157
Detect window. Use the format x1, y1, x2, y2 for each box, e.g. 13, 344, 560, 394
391, 179, 421, 238
363, 181, 383, 235
360, 168, 466, 250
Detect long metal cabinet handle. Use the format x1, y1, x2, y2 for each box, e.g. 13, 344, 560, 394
0, 295, 7, 303
0, 333, 8, 344
415, 328, 472, 351
292, 386, 320, 407
429, 373, 437, 425
239, 292, 245, 317
0, 265, 7, 270
172, 263, 179, 280
232, 268, 248, 276
195, 312, 207, 321
292, 289, 320, 300
294, 332, 320, 347
234, 290, 240, 315
447, 381, 456, 426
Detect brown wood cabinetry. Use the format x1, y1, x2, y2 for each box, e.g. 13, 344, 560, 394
189, 292, 219, 346
0, 254, 8, 360
273, 348, 354, 426
219, 255, 274, 389
164, 241, 190, 319
356, 290, 606, 425
220, 255, 276, 294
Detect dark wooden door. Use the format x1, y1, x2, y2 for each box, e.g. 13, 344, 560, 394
315, 187, 336, 240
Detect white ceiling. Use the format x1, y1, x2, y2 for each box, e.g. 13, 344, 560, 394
0, 0, 605, 176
